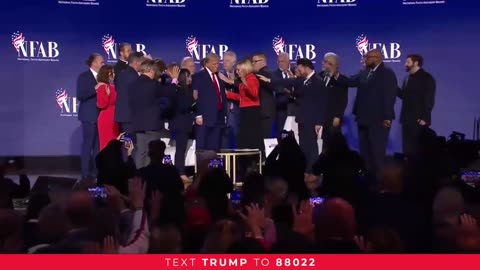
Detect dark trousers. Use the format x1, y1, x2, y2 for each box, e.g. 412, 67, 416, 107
222, 110, 239, 149
80, 121, 99, 178
261, 116, 274, 138
298, 124, 319, 174
402, 123, 422, 156
135, 131, 163, 169
174, 130, 190, 175
196, 113, 224, 151
276, 110, 288, 137
358, 124, 390, 174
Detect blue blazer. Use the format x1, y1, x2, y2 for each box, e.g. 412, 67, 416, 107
295, 74, 329, 127
128, 75, 164, 132
76, 70, 98, 123
336, 63, 397, 126
273, 67, 295, 111
192, 69, 228, 127
114, 66, 139, 123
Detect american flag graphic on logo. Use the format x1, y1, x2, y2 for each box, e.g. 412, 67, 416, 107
185, 35, 198, 56
356, 34, 369, 56
11, 31, 25, 52
55, 88, 68, 109
102, 34, 115, 54
272, 35, 285, 55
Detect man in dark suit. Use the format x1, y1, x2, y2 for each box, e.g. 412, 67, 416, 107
273, 52, 296, 136
294, 58, 329, 173
193, 53, 228, 151
318, 53, 348, 137
114, 52, 144, 134
76, 53, 103, 179
218, 51, 239, 149
252, 52, 276, 138
128, 59, 165, 168
113, 43, 132, 84
334, 49, 397, 174
398, 54, 436, 156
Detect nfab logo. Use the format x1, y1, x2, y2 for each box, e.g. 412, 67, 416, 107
185, 36, 229, 63
11, 31, 60, 62
317, 0, 357, 7
230, 0, 269, 8
355, 34, 401, 63
146, 0, 186, 8
272, 35, 317, 63
55, 88, 78, 117
101, 34, 147, 63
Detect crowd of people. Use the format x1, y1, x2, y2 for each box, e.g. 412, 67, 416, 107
1, 44, 479, 254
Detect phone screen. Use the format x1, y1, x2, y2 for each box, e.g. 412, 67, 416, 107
88, 187, 107, 198
461, 171, 480, 188
208, 158, 224, 168
163, 155, 173, 165
309, 197, 324, 205
231, 190, 241, 210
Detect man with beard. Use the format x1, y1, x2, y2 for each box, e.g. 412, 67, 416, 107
397, 54, 436, 156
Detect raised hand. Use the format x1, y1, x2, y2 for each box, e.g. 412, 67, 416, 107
168, 65, 180, 79
292, 200, 314, 237
128, 177, 145, 209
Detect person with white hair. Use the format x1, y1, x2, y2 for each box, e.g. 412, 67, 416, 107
319, 52, 348, 135
181, 56, 196, 75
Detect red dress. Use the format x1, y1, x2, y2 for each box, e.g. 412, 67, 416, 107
97, 83, 120, 151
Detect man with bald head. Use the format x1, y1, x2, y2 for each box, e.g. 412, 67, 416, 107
333, 49, 397, 174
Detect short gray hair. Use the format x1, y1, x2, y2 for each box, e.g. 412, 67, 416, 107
181, 56, 194, 67
140, 59, 158, 73
224, 51, 237, 60
324, 52, 339, 66
278, 52, 289, 58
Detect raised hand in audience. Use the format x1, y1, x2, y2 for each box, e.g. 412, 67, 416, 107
292, 200, 314, 238
354, 235, 372, 253
128, 177, 145, 209
460, 214, 478, 232
102, 236, 119, 254
239, 203, 265, 239
105, 184, 126, 211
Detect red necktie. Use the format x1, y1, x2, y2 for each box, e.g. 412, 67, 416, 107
211, 73, 222, 110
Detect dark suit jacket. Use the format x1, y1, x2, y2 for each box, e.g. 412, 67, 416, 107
128, 74, 165, 132
295, 73, 329, 127
318, 71, 348, 125
170, 85, 195, 132
273, 67, 296, 112
192, 69, 228, 127
114, 60, 129, 84
398, 68, 436, 125
76, 70, 98, 123
336, 63, 397, 126
256, 66, 276, 118
114, 66, 139, 123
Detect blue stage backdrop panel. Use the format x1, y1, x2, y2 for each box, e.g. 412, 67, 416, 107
0, 0, 478, 156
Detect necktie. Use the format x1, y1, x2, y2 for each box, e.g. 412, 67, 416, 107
283, 71, 288, 79
211, 73, 222, 110
367, 70, 374, 79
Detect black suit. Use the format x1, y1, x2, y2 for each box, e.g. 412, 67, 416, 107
114, 60, 129, 84
336, 63, 397, 173
295, 73, 329, 173
129, 74, 166, 168
273, 67, 296, 136
170, 85, 195, 174
398, 68, 435, 155
256, 66, 276, 138
114, 66, 139, 134
318, 71, 348, 137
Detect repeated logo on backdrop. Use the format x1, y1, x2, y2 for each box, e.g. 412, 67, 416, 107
317, 0, 357, 7
101, 34, 147, 63
185, 36, 230, 63
11, 31, 60, 62
57, 0, 99, 6
355, 34, 402, 63
55, 88, 78, 117
146, 0, 187, 8
272, 35, 317, 63
229, 0, 269, 8
402, 0, 445, 5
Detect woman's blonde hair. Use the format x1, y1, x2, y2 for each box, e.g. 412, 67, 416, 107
236, 58, 254, 75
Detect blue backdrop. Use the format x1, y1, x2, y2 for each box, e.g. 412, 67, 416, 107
1, 0, 478, 156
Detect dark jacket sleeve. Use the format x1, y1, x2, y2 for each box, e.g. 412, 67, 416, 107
76, 73, 96, 101
422, 74, 436, 125
383, 69, 398, 121
333, 84, 348, 119
192, 74, 204, 118
335, 73, 362, 88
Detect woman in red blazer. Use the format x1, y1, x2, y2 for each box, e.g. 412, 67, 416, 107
225, 58, 262, 150
96, 65, 119, 151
